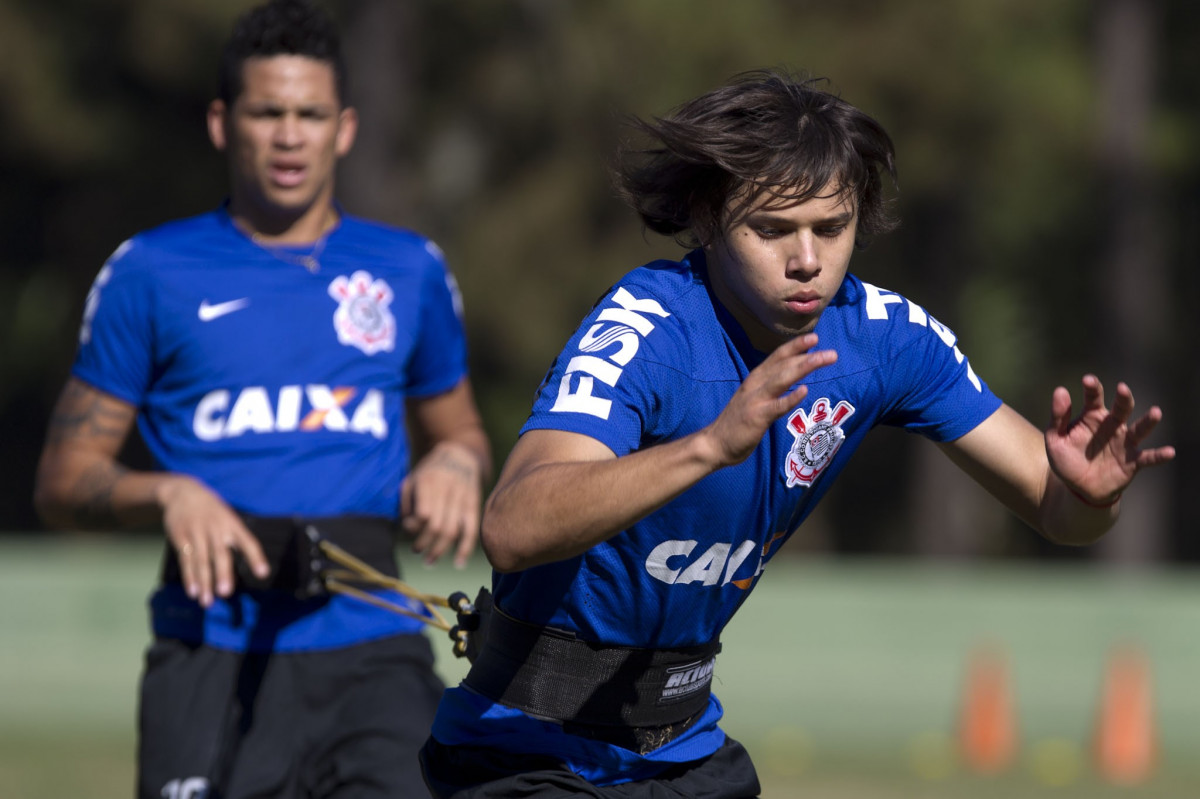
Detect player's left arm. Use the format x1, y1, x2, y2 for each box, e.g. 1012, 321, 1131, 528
937, 375, 1175, 545
402, 377, 493, 567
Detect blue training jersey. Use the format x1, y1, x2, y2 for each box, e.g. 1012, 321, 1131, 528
73, 205, 469, 651
432, 249, 1002, 783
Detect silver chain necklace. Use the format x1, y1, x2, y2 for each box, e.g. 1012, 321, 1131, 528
250, 231, 329, 273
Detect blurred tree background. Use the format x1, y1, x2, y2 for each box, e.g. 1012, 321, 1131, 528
1, 0, 1195, 562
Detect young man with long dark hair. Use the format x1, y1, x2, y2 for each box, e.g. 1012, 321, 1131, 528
420, 69, 1173, 798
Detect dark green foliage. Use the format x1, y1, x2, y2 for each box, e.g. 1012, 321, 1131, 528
2, 0, 1195, 558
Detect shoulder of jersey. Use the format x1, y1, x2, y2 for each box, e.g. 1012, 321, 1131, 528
612, 258, 704, 313
335, 214, 446, 268
823, 274, 948, 358
595, 258, 713, 369
103, 211, 229, 274
830, 273, 921, 333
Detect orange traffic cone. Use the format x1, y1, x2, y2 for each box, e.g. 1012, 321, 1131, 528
958, 644, 1018, 774
1094, 644, 1157, 784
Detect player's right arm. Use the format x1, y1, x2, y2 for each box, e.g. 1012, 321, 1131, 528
482, 333, 836, 572
34, 377, 268, 605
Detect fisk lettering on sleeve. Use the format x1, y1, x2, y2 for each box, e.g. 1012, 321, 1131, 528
193, 385, 387, 441
860, 281, 982, 391
551, 287, 670, 419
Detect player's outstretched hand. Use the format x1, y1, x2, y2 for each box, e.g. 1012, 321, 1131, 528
1045, 375, 1175, 506
401, 441, 483, 568
704, 333, 838, 467
159, 476, 269, 607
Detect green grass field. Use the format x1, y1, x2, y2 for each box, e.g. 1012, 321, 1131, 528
3, 535, 1199, 798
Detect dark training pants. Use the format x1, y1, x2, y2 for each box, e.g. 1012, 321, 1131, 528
419, 735, 762, 799
138, 634, 444, 799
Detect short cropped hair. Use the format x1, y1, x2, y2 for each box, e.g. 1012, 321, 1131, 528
614, 69, 898, 248
217, 0, 347, 105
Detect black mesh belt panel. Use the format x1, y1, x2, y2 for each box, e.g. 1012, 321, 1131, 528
462, 605, 720, 731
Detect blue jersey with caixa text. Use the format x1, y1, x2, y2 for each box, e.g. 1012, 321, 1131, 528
73, 205, 468, 652
431, 249, 1002, 783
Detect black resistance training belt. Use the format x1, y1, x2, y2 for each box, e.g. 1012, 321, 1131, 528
159, 514, 484, 658
463, 605, 721, 738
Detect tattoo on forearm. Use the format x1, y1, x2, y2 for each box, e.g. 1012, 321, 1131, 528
70, 461, 129, 529
45, 383, 131, 445
428, 449, 479, 481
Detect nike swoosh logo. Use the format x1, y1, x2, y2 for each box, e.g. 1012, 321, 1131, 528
198, 298, 250, 322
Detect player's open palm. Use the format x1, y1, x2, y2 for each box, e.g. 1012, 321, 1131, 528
1045, 374, 1175, 504
707, 333, 837, 467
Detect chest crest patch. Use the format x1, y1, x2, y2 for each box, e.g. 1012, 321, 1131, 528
328, 271, 396, 355
784, 397, 856, 488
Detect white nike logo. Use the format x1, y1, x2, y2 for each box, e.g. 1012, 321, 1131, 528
198, 298, 250, 322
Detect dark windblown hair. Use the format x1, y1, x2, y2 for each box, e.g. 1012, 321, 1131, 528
614, 68, 898, 248
217, 0, 347, 104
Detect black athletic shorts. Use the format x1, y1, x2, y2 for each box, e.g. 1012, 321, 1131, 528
419, 734, 761, 799
138, 633, 444, 799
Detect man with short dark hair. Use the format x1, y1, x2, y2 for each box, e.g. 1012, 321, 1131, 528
419, 69, 1174, 798
34, 1, 491, 796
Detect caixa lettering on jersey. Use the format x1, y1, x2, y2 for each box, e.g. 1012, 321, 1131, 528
192, 385, 387, 441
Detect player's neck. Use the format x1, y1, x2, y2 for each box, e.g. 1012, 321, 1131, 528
229, 197, 340, 245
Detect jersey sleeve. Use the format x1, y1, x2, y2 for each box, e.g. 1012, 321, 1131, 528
71, 239, 155, 406
879, 305, 1002, 441
405, 243, 469, 397
520, 282, 692, 457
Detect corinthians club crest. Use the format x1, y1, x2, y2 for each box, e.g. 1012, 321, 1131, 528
784, 397, 856, 488
328, 271, 396, 355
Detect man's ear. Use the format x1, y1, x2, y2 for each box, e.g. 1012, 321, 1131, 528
207, 99, 229, 152
335, 106, 358, 158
